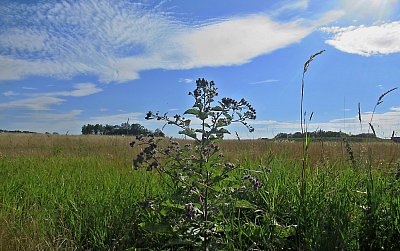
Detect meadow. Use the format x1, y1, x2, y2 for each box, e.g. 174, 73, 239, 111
1, 133, 399, 250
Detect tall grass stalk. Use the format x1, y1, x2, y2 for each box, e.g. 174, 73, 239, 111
298, 50, 324, 249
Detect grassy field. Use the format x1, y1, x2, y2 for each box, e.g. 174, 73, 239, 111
1, 133, 400, 250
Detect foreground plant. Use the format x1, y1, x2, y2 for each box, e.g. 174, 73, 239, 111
131, 78, 262, 250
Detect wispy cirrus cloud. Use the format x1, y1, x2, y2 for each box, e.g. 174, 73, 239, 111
2, 90, 19, 96
247, 79, 280, 85
338, 0, 400, 21
30, 110, 83, 121
0, 110, 84, 133
0, 96, 65, 110
178, 15, 313, 67
278, 0, 309, 12
31, 83, 102, 98
0, 0, 334, 83
86, 112, 144, 125
322, 22, 400, 56
0, 83, 102, 110
178, 78, 193, 84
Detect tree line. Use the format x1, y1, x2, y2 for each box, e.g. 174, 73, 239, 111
274, 130, 376, 139
81, 122, 165, 137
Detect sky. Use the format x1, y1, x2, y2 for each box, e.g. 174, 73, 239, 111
1, 0, 400, 139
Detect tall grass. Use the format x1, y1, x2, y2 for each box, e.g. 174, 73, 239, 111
0, 150, 172, 249
1, 133, 400, 249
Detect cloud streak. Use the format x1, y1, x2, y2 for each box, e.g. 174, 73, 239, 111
338, 0, 400, 21
0, 0, 321, 83
247, 79, 280, 85
31, 83, 103, 98
0, 110, 84, 134
0, 96, 65, 110
178, 15, 312, 67
0, 83, 102, 110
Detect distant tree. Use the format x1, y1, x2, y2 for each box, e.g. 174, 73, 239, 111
81, 123, 164, 137
153, 128, 165, 137
273, 130, 378, 140
274, 133, 289, 139
103, 124, 114, 135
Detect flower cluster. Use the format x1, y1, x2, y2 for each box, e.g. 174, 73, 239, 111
243, 175, 264, 190
131, 134, 159, 170
184, 203, 202, 219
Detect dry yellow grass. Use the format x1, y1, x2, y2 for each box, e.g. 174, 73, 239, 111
1, 133, 399, 167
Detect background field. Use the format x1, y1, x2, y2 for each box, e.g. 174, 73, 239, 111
1, 133, 400, 250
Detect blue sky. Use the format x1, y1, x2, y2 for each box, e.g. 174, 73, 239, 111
1, 0, 400, 138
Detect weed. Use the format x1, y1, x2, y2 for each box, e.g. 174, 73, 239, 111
131, 78, 262, 250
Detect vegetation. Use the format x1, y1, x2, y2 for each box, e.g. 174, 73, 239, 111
132, 78, 258, 249
1, 134, 400, 250
81, 123, 165, 137
274, 130, 377, 140
0, 129, 37, 134
1, 53, 399, 250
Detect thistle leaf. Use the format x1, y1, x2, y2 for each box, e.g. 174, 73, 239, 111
184, 108, 199, 115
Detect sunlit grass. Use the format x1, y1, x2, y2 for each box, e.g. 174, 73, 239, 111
0, 133, 399, 249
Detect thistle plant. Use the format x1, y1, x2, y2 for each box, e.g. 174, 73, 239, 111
130, 78, 260, 250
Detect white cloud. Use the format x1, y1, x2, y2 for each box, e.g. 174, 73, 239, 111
179, 15, 312, 67
0, 0, 179, 82
338, 0, 399, 21
2, 90, 19, 96
276, 0, 309, 12
0, 29, 48, 53
30, 110, 83, 121
31, 83, 102, 97
248, 79, 280, 85
0, 110, 84, 134
0, 96, 65, 110
321, 22, 400, 56
179, 78, 193, 84
86, 112, 144, 125
0, 0, 318, 83
0, 83, 101, 110
168, 108, 180, 112
310, 10, 345, 26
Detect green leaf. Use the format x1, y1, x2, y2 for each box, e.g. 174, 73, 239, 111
223, 113, 232, 120
199, 112, 208, 120
139, 222, 172, 234
235, 199, 255, 209
275, 224, 297, 239
159, 208, 168, 216
184, 108, 199, 115
211, 106, 223, 111
161, 200, 185, 210
218, 128, 230, 134
216, 119, 228, 127
166, 239, 194, 247
179, 129, 197, 139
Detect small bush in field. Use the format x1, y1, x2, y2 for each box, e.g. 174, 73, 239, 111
131, 78, 264, 249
